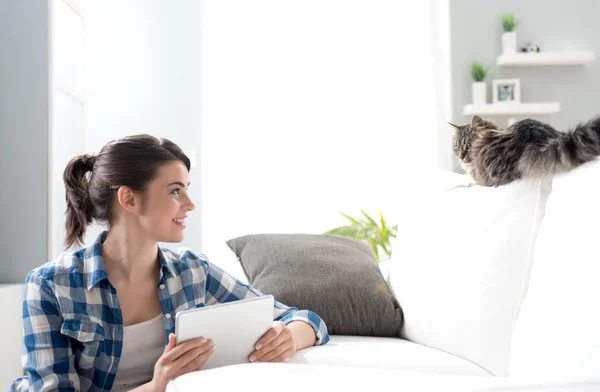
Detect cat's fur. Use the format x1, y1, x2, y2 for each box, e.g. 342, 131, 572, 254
450, 115, 600, 187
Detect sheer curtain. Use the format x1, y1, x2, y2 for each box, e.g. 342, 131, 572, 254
200, 0, 451, 264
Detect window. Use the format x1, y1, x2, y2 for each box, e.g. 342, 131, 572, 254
50, 0, 85, 259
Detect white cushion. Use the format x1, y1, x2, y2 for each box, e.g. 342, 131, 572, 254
287, 335, 491, 376
509, 159, 600, 382
387, 172, 551, 376
169, 363, 513, 392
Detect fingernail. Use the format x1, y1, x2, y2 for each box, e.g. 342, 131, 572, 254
249, 355, 256, 362
255, 344, 261, 350
199, 337, 206, 344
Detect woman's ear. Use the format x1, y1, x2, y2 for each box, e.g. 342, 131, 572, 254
116, 186, 140, 213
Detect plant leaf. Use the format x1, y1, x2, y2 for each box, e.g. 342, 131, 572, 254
325, 226, 362, 237
360, 209, 379, 228
339, 212, 360, 225
368, 239, 380, 261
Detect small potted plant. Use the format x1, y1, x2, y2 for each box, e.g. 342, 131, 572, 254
502, 13, 517, 53
471, 62, 487, 105
325, 210, 397, 263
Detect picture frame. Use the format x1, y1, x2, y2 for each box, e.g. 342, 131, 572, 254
492, 78, 521, 104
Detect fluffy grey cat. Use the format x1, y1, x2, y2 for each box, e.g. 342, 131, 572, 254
450, 115, 600, 187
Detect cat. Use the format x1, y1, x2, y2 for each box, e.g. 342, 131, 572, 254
449, 115, 600, 187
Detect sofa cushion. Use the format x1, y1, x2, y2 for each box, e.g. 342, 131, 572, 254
226, 233, 403, 337
387, 172, 551, 376
287, 335, 491, 376
168, 363, 514, 392
509, 159, 600, 382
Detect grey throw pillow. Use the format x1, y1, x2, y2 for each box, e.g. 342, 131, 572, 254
226, 233, 404, 337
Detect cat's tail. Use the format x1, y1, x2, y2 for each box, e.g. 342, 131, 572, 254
521, 115, 600, 177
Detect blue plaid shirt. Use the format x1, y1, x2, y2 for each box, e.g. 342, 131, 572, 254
10, 231, 330, 391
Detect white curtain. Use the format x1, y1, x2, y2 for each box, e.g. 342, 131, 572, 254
201, 0, 452, 265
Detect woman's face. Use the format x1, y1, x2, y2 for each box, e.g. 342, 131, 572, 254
136, 161, 195, 243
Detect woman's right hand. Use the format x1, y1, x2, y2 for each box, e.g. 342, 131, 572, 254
150, 333, 214, 392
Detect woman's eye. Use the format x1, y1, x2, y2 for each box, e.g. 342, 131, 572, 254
170, 188, 181, 195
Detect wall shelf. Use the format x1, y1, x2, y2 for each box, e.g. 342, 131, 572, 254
497, 51, 595, 66
463, 102, 560, 116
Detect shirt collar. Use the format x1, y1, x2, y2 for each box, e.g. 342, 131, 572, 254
83, 231, 178, 290
83, 231, 110, 290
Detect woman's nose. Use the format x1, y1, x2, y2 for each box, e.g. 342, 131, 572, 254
185, 193, 196, 211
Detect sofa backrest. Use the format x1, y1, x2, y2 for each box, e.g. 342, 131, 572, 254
387, 171, 551, 376
509, 159, 600, 382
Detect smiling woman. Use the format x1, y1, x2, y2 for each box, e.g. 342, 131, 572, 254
9, 135, 330, 392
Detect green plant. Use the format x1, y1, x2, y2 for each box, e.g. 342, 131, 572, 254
502, 13, 517, 32
325, 210, 398, 262
471, 62, 487, 82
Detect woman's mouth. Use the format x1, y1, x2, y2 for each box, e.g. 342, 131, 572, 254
173, 218, 186, 228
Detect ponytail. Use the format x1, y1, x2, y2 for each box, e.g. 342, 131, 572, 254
63, 154, 96, 248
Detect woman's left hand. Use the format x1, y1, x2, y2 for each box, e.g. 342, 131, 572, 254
249, 321, 297, 363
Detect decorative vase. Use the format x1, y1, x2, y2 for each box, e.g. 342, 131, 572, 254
502, 31, 517, 53
471, 82, 487, 105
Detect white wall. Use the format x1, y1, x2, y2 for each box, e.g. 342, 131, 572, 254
450, 0, 600, 130
201, 0, 451, 272
80, 0, 204, 250
0, 0, 50, 283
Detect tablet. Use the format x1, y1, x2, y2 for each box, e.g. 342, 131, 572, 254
175, 295, 274, 369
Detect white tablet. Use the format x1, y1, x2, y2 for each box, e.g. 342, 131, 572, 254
175, 295, 274, 370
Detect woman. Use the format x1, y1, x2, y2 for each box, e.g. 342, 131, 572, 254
10, 135, 330, 392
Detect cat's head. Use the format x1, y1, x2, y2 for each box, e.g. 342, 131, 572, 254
449, 115, 498, 162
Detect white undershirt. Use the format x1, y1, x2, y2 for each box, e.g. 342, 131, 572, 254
112, 313, 165, 392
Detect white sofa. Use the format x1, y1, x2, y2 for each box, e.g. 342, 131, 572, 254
170, 160, 600, 391
5, 160, 600, 391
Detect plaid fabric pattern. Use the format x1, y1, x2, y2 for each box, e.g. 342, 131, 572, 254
9, 231, 330, 391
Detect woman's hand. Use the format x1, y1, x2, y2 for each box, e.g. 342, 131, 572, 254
249, 321, 297, 363
150, 334, 214, 392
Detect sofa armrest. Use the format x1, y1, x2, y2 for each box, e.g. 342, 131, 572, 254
0, 284, 24, 387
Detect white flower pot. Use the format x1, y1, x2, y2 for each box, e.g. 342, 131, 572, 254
471, 82, 486, 105
502, 31, 517, 54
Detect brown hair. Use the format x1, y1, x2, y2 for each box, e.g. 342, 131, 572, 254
62, 134, 190, 249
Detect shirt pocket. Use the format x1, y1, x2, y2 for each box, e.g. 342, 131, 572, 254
61, 319, 105, 370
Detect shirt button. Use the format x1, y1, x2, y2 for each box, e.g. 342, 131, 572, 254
159, 284, 165, 290
165, 313, 171, 319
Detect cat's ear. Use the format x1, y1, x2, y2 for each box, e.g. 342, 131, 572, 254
471, 116, 484, 127
448, 122, 461, 132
